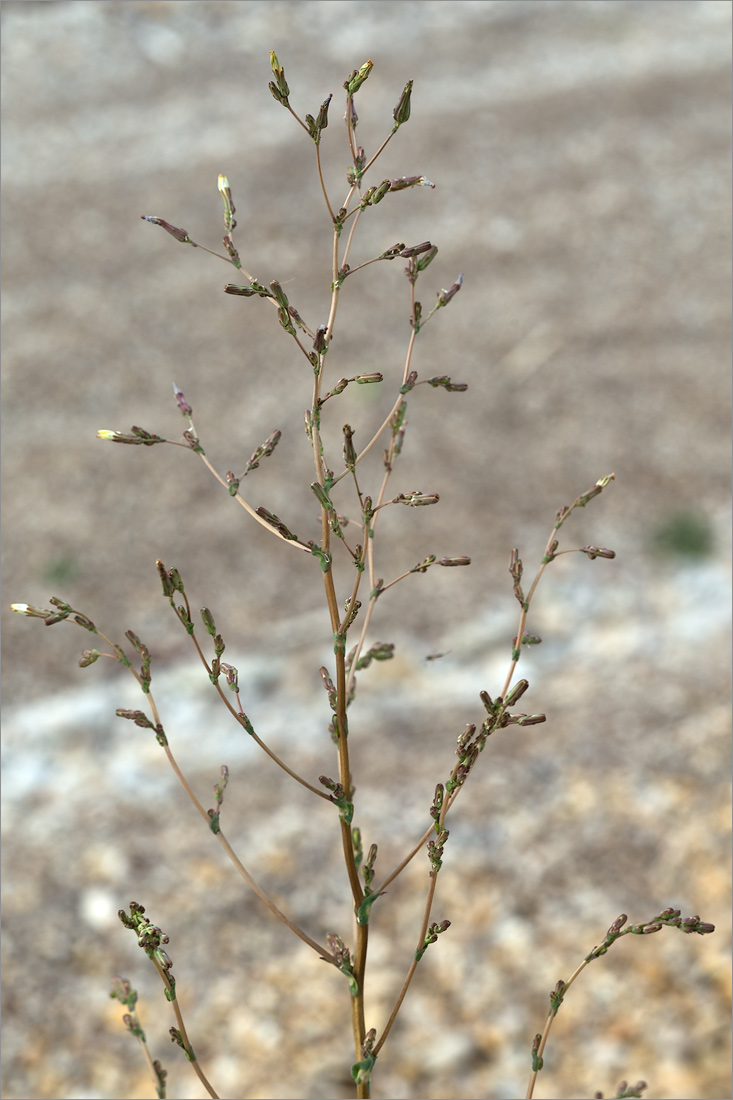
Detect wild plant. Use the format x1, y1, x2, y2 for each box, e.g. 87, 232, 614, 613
12, 54, 714, 1100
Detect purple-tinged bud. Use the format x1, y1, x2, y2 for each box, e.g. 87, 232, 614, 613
125, 630, 149, 659
395, 491, 439, 506
313, 325, 328, 355
515, 713, 546, 726
391, 177, 435, 193
372, 179, 392, 205
115, 708, 154, 729
401, 240, 433, 257
412, 555, 437, 573
317, 93, 332, 131
437, 273, 463, 307
223, 233, 240, 267
427, 375, 467, 391
456, 724, 475, 753
140, 215, 192, 243
480, 690, 494, 713
96, 428, 167, 445
219, 663, 239, 694
343, 424, 356, 469
344, 59, 373, 96
400, 370, 419, 394
355, 372, 383, 384
278, 306, 296, 334
307, 94, 332, 144
327, 379, 349, 399
226, 471, 240, 496
392, 79, 413, 129
543, 539, 559, 563
580, 545, 616, 560
505, 679, 529, 706
342, 597, 361, 631
224, 283, 256, 297
256, 508, 297, 541
173, 384, 192, 419
182, 429, 204, 454
79, 649, 100, 667
217, 174, 237, 232
438, 556, 471, 567
381, 242, 406, 260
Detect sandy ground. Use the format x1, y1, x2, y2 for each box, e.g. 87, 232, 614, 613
2, 3, 731, 1099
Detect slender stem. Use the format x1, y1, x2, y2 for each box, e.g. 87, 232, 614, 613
361, 129, 397, 176
373, 872, 437, 1057
315, 143, 336, 222
194, 451, 311, 551
184, 618, 330, 799
153, 957, 220, 1098
525, 958, 588, 1100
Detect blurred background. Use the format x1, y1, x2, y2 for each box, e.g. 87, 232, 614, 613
2, 2, 730, 1098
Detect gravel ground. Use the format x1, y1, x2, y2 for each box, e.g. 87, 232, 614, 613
2, 3, 731, 1099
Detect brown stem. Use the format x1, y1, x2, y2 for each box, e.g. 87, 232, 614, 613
154, 958, 220, 1098
525, 959, 588, 1099
373, 872, 437, 1057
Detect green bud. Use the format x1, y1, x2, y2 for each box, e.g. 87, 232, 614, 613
200, 608, 217, 636
344, 59, 373, 96
269, 51, 289, 103
269, 280, 289, 309
311, 481, 334, 511
217, 175, 236, 231
392, 80, 413, 129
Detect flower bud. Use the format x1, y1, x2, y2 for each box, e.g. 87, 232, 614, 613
400, 240, 433, 256
269, 51, 290, 103
392, 79, 413, 129
200, 608, 217, 636
140, 215, 191, 243
437, 273, 463, 307
505, 679, 529, 706
217, 174, 236, 231
344, 59, 373, 96
580, 545, 616, 560
173, 384, 192, 419
269, 280, 289, 309
343, 424, 356, 469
